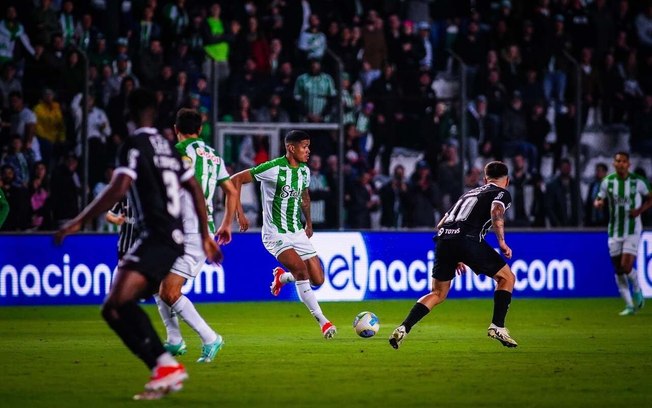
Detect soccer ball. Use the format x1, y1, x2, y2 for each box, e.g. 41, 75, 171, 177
353, 311, 380, 338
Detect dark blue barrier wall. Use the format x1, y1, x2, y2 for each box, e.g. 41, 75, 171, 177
2, 231, 651, 306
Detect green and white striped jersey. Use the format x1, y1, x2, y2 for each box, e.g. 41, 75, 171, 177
176, 138, 230, 235
250, 156, 310, 235
598, 172, 651, 239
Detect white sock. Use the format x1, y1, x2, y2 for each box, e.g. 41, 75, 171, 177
172, 295, 218, 345
155, 352, 178, 369
626, 270, 641, 293
295, 280, 329, 327
280, 272, 295, 284
154, 294, 182, 344
616, 274, 633, 308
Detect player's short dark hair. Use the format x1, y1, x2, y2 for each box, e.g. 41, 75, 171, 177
615, 151, 630, 160
175, 108, 202, 135
596, 163, 608, 172
484, 161, 508, 180
284, 130, 310, 145
128, 88, 157, 121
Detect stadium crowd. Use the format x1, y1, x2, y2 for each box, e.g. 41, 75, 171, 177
0, 0, 651, 231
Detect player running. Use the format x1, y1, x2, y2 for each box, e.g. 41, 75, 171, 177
55, 89, 219, 400
230, 130, 337, 339
390, 161, 518, 349
594, 152, 652, 316
153, 108, 238, 362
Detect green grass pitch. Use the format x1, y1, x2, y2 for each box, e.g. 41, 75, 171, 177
1, 298, 651, 407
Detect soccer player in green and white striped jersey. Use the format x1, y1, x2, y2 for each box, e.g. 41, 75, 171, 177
230, 130, 337, 339
595, 152, 652, 316
154, 108, 239, 362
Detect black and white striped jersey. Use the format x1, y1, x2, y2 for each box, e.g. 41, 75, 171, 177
114, 127, 194, 247
108, 198, 137, 256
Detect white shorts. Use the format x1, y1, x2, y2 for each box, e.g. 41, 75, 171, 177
263, 230, 317, 261
608, 235, 640, 258
171, 233, 206, 279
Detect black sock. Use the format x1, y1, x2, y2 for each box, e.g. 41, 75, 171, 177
401, 302, 431, 333
102, 301, 166, 369
492, 290, 512, 327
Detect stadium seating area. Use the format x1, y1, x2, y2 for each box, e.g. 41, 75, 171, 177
1, 0, 651, 231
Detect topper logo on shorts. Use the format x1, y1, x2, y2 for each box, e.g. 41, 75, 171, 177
310, 233, 369, 301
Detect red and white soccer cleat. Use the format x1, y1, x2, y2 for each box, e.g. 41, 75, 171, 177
145, 363, 188, 392
270, 267, 286, 296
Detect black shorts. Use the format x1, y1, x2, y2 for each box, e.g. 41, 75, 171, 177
432, 237, 507, 282
118, 235, 184, 284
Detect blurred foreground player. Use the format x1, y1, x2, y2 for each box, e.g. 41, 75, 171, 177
55, 89, 219, 399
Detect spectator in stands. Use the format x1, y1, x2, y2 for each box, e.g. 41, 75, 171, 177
43, 34, 66, 97
437, 142, 463, 212
527, 101, 552, 174
59, 1, 76, 47
202, 3, 230, 81
584, 162, 609, 227
420, 102, 454, 178
546, 158, 581, 227
298, 14, 326, 62
75, 13, 99, 52
308, 154, 331, 229
138, 39, 165, 89
255, 94, 290, 124
0, 164, 30, 230
162, 0, 189, 45
71, 93, 110, 187
509, 153, 531, 227
62, 50, 85, 103
519, 68, 545, 112
483, 69, 508, 136
247, 16, 271, 75
107, 76, 136, 139
543, 14, 571, 110
33, 88, 65, 169
49, 152, 80, 228
334, 25, 362, 80
2, 135, 30, 188
29, 161, 51, 230
31, 0, 59, 46
598, 52, 625, 124
0, 6, 34, 65
9, 92, 38, 160
500, 44, 523, 94
22, 43, 49, 106
362, 13, 388, 74
345, 167, 379, 229
578, 47, 601, 128
631, 95, 652, 156
230, 58, 263, 109
502, 91, 538, 174
405, 160, 440, 228
134, 5, 161, 53
293, 59, 336, 123
464, 166, 482, 192
0, 62, 21, 109
466, 95, 489, 171
380, 164, 408, 228
588, 0, 615, 62
368, 63, 402, 175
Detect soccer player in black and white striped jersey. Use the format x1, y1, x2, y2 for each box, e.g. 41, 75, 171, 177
106, 197, 138, 259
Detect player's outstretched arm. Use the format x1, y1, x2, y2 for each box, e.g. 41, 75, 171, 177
491, 202, 512, 259
230, 169, 254, 232
216, 179, 238, 244
301, 188, 313, 238
55, 174, 131, 244
183, 176, 221, 263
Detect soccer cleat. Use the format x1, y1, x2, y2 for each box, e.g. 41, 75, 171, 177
321, 322, 337, 339
197, 334, 224, 363
145, 363, 188, 391
633, 291, 645, 310
270, 267, 286, 296
619, 306, 636, 316
487, 323, 518, 348
389, 325, 407, 350
164, 340, 187, 356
